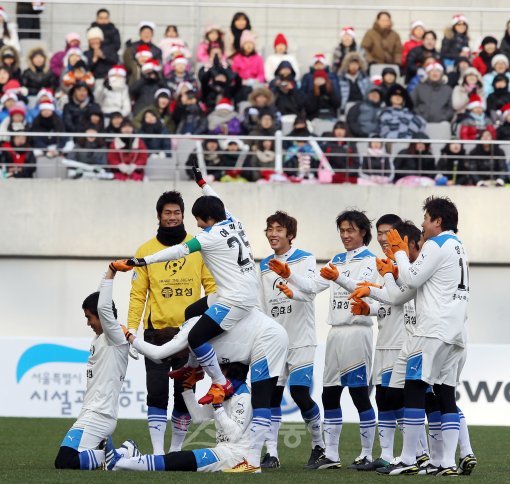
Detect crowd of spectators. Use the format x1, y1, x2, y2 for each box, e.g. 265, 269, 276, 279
0, 7, 509, 185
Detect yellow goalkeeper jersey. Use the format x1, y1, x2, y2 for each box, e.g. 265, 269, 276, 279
128, 235, 216, 331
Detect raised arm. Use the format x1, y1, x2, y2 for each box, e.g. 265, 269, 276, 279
395, 241, 440, 289
132, 324, 190, 362
182, 390, 214, 423
214, 392, 251, 443
127, 238, 201, 267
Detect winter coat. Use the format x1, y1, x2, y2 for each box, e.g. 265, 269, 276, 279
472, 50, 499, 76
346, 98, 382, 137
137, 120, 171, 155
173, 103, 208, 134
361, 22, 402, 65
323, 140, 359, 183
84, 44, 119, 79
107, 136, 148, 181
451, 67, 484, 113
164, 70, 197, 96
67, 140, 107, 165
21, 47, 56, 96
378, 107, 427, 139
264, 54, 300, 82
230, 52, 265, 82
402, 38, 423, 68
393, 147, 436, 181
0, 45, 21, 80
486, 89, 510, 121
458, 114, 493, 140
437, 145, 469, 184
411, 79, 454, 123
89, 21, 121, 52
273, 86, 306, 116
63, 96, 100, 132
0, 22, 20, 52
158, 37, 192, 64
50, 44, 73, 79
129, 75, 167, 116
332, 44, 358, 75
30, 113, 68, 151
0, 141, 35, 178
134, 103, 175, 134
359, 149, 395, 182
123, 40, 162, 83
242, 105, 279, 133
196, 40, 226, 65
338, 71, 371, 110
496, 121, 510, 140
95, 80, 131, 117
440, 31, 469, 62
301, 67, 339, 96
464, 144, 507, 184
405, 45, 441, 83
483, 71, 510, 97
284, 143, 319, 177
500, 30, 510, 60
304, 85, 341, 119
199, 64, 242, 113
207, 109, 242, 135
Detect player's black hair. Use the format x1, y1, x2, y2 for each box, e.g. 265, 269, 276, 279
394, 220, 422, 250
336, 210, 372, 245
96, 8, 110, 16
156, 191, 184, 217
376, 213, 402, 229
423, 196, 458, 233
82, 292, 118, 319
220, 362, 249, 383
191, 196, 227, 223
265, 211, 297, 241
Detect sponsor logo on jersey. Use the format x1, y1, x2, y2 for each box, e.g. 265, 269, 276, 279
164, 258, 186, 276
161, 286, 174, 298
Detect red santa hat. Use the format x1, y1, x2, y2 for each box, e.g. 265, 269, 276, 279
340, 27, 356, 40
500, 103, 510, 115
425, 62, 444, 74
274, 33, 288, 48
411, 20, 425, 30
39, 102, 55, 112
172, 54, 188, 66
65, 32, 81, 44
138, 20, 156, 32
312, 53, 327, 66
1, 91, 17, 104
36, 88, 55, 102
141, 59, 161, 73
9, 101, 26, 118
108, 65, 127, 77
370, 74, 383, 86
451, 14, 468, 26
0, 7, 8, 22
135, 44, 153, 60
215, 97, 234, 111
467, 94, 484, 110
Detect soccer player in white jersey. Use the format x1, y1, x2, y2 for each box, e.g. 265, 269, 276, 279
126, 160, 259, 407
105, 362, 254, 473
54, 264, 133, 470
377, 196, 469, 477
118, 303, 289, 473
259, 211, 325, 469
272, 210, 378, 470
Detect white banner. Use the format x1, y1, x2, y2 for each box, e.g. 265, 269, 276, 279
1, 338, 508, 425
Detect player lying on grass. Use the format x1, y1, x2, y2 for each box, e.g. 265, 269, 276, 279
126, 158, 259, 408
115, 294, 289, 473
54, 263, 137, 470
104, 362, 254, 472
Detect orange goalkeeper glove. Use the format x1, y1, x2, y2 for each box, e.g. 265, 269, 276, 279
357, 281, 382, 289
110, 259, 133, 272
348, 285, 371, 300
387, 229, 409, 258
320, 262, 339, 281
268, 259, 291, 278
376, 257, 398, 279
276, 282, 293, 299
181, 367, 205, 390
351, 297, 370, 316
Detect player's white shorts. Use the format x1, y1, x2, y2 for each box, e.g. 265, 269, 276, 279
323, 325, 373, 388
373, 348, 400, 387
61, 408, 117, 452
389, 336, 412, 389
277, 345, 316, 387
405, 336, 464, 387
457, 347, 467, 384
250, 323, 288, 384
192, 443, 248, 472
205, 294, 251, 331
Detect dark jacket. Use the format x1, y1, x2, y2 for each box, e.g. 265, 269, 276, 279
393, 146, 436, 181
464, 144, 507, 184
405, 45, 441, 83
0, 141, 36, 178
440, 32, 469, 61
323, 139, 359, 183
304, 84, 341, 119
89, 21, 121, 52
173, 103, 208, 134
21, 47, 56, 96
63, 94, 101, 133
410, 79, 454, 123
84, 43, 119, 79
67, 139, 107, 165
346, 93, 383, 137
137, 109, 172, 154
437, 145, 468, 184
129, 74, 167, 116
199, 64, 242, 113
30, 113, 68, 150
300, 66, 339, 96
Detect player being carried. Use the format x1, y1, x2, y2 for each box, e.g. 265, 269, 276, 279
126, 158, 259, 407
273, 210, 378, 470
54, 263, 138, 470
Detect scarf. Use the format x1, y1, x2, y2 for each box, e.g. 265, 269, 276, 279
156, 224, 187, 246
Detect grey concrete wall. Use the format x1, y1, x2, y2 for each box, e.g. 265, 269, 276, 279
0, 179, 507, 263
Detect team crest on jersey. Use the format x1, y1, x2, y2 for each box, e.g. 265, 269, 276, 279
342, 270, 350, 277
165, 258, 186, 276
272, 277, 286, 294
161, 286, 174, 298
377, 307, 387, 319
271, 307, 280, 318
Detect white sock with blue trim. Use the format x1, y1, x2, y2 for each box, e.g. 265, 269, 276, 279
114, 454, 166, 471
169, 409, 191, 452
427, 410, 443, 466
359, 408, 376, 461
78, 449, 105, 470
247, 408, 271, 467
147, 406, 167, 455
400, 408, 425, 465
441, 412, 460, 468
417, 424, 429, 456
265, 407, 281, 458
378, 410, 396, 462
302, 403, 325, 448
191, 343, 226, 385
323, 408, 342, 462
457, 407, 473, 458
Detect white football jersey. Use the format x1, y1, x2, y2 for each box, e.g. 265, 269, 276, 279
82, 280, 129, 419
288, 246, 377, 326
395, 231, 469, 347
259, 247, 317, 349
144, 184, 259, 308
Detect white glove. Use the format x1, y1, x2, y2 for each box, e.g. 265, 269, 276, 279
117, 162, 130, 174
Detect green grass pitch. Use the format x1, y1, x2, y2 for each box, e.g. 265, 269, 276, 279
0, 418, 504, 483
